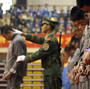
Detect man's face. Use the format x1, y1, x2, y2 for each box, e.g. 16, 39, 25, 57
61, 51, 70, 64
2, 33, 10, 40
72, 19, 87, 38
41, 21, 51, 33
73, 19, 87, 32
2, 31, 12, 40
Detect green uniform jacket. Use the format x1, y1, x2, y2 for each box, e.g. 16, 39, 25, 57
25, 33, 61, 76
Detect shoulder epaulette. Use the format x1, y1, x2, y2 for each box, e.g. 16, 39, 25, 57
46, 37, 52, 41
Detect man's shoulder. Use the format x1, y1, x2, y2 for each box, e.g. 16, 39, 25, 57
84, 25, 90, 35
46, 33, 57, 41
13, 34, 25, 43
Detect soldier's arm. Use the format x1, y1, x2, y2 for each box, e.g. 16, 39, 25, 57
17, 40, 56, 63
13, 29, 45, 44
26, 40, 56, 63
23, 33, 45, 44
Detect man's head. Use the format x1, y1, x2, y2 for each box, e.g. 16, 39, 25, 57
70, 6, 85, 22
61, 46, 71, 65
70, 6, 88, 32
0, 25, 14, 40
61, 46, 75, 64
77, 0, 90, 12
41, 17, 58, 33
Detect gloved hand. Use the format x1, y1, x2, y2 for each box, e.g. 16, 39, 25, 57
13, 28, 23, 35
16, 55, 26, 62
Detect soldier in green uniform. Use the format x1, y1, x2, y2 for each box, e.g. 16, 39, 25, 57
16, 17, 62, 89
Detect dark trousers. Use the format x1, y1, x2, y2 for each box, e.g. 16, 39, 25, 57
44, 75, 62, 89
7, 74, 22, 89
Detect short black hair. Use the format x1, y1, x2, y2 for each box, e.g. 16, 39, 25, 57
77, 0, 90, 8
64, 45, 75, 52
64, 46, 70, 52
0, 25, 13, 34
70, 6, 85, 21
69, 45, 75, 50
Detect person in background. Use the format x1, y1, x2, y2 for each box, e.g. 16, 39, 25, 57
73, 0, 90, 89
0, 4, 3, 19
61, 46, 74, 89
32, 24, 41, 33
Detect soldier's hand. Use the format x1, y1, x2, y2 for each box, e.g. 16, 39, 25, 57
13, 28, 23, 35
2, 72, 13, 80
13, 28, 27, 36
16, 55, 26, 62
82, 50, 90, 65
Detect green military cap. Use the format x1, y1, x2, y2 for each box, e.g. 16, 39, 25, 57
42, 17, 58, 29
42, 17, 58, 24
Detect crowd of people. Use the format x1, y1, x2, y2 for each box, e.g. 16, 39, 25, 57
0, 4, 73, 34
61, 0, 90, 89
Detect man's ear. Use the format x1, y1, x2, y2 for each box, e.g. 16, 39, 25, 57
84, 13, 90, 19
7, 30, 11, 34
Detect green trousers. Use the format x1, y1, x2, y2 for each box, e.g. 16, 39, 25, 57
44, 75, 62, 89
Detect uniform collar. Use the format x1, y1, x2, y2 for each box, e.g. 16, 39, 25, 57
45, 32, 54, 40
